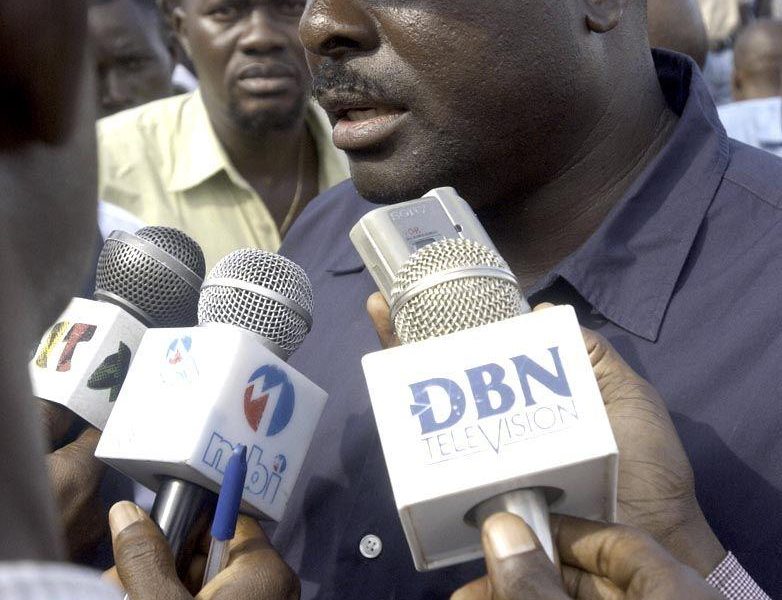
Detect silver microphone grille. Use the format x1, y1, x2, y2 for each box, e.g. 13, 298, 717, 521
390, 238, 527, 344
94, 226, 205, 327
197, 248, 314, 360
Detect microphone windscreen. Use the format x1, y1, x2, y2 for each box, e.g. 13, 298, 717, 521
197, 248, 313, 360
390, 238, 526, 344
94, 226, 205, 327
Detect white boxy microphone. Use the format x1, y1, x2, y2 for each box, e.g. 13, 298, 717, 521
96, 249, 328, 551
351, 190, 618, 572
29, 226, 205, 429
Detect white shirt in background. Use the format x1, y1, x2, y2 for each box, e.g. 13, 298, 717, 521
98, 200, 145, 240
718, 96, 782, 156
0, 563, 122, 600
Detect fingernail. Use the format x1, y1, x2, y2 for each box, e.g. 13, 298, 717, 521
484, 513, 538, 561
109, 501, 144, 538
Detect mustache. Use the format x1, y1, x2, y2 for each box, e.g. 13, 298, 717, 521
311, 61, 394, 102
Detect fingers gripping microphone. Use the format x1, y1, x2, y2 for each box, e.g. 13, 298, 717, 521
353, 189, 617, 571
97, 248, 327, 568
29, 226, 204, 429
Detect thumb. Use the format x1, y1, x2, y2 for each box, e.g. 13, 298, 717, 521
367, 292, 400, 349
481, 513, 569, 600
110, 501, 191, 600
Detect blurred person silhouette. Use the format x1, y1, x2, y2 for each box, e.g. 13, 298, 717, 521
0, 2, 301, 598
698, 0, 757, 103
719, 19, 782, 155
648, 0, 709, 67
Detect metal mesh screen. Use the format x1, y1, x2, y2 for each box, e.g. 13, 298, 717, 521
198, 249, 313, 359
391, 238, 525, 344
136, 226, 206, 278
94, 226, 204, 327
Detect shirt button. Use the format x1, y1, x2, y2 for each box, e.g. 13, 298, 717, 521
359, 534, 383, 559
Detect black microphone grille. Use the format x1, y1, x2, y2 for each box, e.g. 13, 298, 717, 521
94, 226, 205, 327
198, 248, 313, 360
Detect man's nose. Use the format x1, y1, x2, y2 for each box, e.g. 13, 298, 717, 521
299, 0, 379, 59
100, 69, 131, 114
238, 8, 289, 54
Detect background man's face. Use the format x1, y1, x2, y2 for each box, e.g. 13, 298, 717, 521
301, 1, 601, 207
90, 0, 175, 118
178, 0, 310, 133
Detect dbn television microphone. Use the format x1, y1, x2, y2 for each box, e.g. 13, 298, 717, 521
351, 188, 617, 571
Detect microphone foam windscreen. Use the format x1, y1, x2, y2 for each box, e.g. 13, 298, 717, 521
95, 226, 205, 327
197, 249, 313, 360
390, 238, 525, 344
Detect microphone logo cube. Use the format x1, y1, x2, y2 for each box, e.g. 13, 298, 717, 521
362, 305, 618, 571
29, 297, 147, 429
96, 325, 327, 521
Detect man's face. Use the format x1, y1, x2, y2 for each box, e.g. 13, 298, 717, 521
177, 0, 310, 133
90, 0, 175, 118
301, 1, 600, 207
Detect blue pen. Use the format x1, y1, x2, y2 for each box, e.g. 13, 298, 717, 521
202, 444, 248, 587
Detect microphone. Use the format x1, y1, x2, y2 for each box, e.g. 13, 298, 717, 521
352, 190, 618, 571
96, 248, 328, 567
29, 226, 205, 429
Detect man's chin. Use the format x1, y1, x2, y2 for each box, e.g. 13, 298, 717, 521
349, 161, 444, 205
230, 98, 306, 133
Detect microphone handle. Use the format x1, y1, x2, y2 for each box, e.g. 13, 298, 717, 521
470, 488, 557, 565
151, 478, 216, 572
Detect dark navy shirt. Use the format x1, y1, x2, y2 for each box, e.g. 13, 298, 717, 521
277, 51, 782, 598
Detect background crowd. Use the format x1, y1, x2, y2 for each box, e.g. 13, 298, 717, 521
2, 0, 782, 598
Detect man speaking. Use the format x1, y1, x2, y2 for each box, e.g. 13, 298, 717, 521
273, 0, 782, 597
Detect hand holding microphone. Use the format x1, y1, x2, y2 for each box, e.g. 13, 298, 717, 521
450, 513, 722, 600
105, 501, 299, 600
368, 294, 726, 583
368, 295, 725, 573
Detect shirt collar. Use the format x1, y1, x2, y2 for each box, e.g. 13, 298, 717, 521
534, 50, 730, 341
168, 89, 231, 193
168, 90, 348, 194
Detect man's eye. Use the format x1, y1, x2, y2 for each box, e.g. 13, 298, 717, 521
209, 4, 240, 20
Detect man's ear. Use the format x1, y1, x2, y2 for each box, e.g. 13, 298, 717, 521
171, 6, 193, 61
583, 0, 627, 34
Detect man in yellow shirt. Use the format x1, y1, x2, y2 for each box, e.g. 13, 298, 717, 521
98, 0, 348, 268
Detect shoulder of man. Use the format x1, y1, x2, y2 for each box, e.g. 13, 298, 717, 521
96, 92, 195, 205
96, 92, 193, 160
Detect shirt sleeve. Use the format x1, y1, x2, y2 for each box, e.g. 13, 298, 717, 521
706, 552, 771, 599
0, 562, 123, 600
